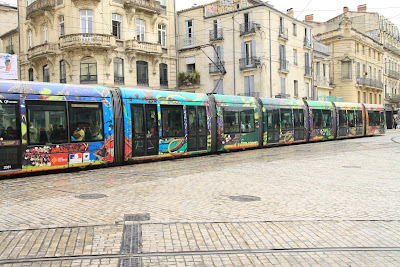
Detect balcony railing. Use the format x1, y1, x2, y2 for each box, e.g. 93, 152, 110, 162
388, 69, 400, 79
26, 0, 58, 19
278, 28, 288, 40
304, 36, 312, 48
59, 34, 114, 49
137, 78, 149, 86
182, 37, 195, 48
28, 43, 57, 59
124, 0, 161, 13
279, 59, 289, 72
125, 40, 162, 54
5, 45, 14, 54
316, 76, 330, 87
356, 77, 384, 89
275, 93, 291, 99
160, 79, 168, 87
313, 41, 331, 56
179, 71, 200, 87
239, 57, 260, 70
385, 93, 400, 103
305, 65, 312, 77
209, 62, 225, 74
114, 76, 124, 85
238, 92, 260, 97
240, 22, 256, 36
209, 29, 223, 41
80, 75, 97, 84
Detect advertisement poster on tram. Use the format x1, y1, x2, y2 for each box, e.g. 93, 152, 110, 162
0, 53, 18, 80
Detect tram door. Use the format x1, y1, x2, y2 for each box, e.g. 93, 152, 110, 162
187, 106, 207, 151
338, 110, 347, 137
131, 104, 159, 157
293, 109, 305, 141
0, 99, 21, 171
267, 109, 280, 144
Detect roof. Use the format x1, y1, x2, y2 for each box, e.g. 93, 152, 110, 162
0, 27, 18, 39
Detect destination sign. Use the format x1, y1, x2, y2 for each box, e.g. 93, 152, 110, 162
0, 99, 18, 105
0, 140, 20, 146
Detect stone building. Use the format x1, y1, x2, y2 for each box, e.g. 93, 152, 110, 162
14, 0, 177, 89
0, 2, 18, 54
312, 37, 334, 101
176, 1, 314, 99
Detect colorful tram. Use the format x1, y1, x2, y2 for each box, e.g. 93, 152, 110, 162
0, 80, 386, 176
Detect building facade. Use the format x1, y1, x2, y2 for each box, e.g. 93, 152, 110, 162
15, 0, 177, 89
313, 38, 334, 101
0, 2, 18, 54
177, 1, 314, 99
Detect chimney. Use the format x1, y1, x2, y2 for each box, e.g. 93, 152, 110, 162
287, 8, 294, 17
358, 4, 367, 12
305, 14, 314, 22
343, 6, 349, 13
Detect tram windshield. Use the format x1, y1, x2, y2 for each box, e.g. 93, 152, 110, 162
0, 104, 18, 141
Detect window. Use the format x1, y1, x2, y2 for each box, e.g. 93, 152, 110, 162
244, 75, 254, 96
279, 17, 284, 34
305, 52, 310, 75
223, 108, 254, 133
69, 102, 104, 142
293, 49, 297, 65
112, 14, 122, 39
28, 68, 34, 81
42, 24, 47, 43
80, 57, 97, 83
363, 92, 366, 103
356, 62, 360, 78
28, 30, 32, 49
316, 62, 321, 81
158, 24, 166, 47
159, 0, 165, 6
137, 61, 148, 86
59, 16, 64, 37
293, 109, 304, 128
279, 45, 286, 69
362, 45, 365, 55
161, 106, 184, 137
213, 79, 223, 94
242, 40, 255, 65
159, 63, 168, 87
313, 110, 323, 128
80, 10, 93, 33
114, 58, 124, 84
294, 80, 298, 97
136, 19, 145, 41
322, 110, 332, 127
186, 19, 194, 38
27, 101, 68, 145
356, 110, 363, 126
60, 60, 66, 83
293, 23, 297, 36
341, 61, 352, 79
43, 65, 50, 82
339, 110, 346, 127
280, 109, 292, 130
368, 111, 381, 126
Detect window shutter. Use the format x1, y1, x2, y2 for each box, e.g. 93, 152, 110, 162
249, 12, 253, 23
244, 76, 249, 94
241, 42, 245, 59
250, 75, 254, 94
217, 19, 221, 29
220, 45, 224, 61
251, 40, 256, 58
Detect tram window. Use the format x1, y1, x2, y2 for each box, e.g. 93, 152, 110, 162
0, 104, 18, 141
339, 110, 346, 127
69, 103, 104, 142
348, 111, 355, 127
145, 106, 158, 138
187, 107, 196, 134
266, 111, 273, 129
368, 111, 380, 126
240, 110, 255, 133
280, 109, 292, 130
161, 105, 184, 137
223, 109, 239, 133
321, 110, 332, 127
132, 105, 145, 138
272, 109, 280, 129
198, 107, 207, 134
26, 101, 68, 145
294, 109, 304, 128
356, 110, 363, 126
313, 110, 323, 128
380, 112, 385, 125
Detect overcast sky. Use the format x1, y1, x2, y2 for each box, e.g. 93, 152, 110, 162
2, 0, 400, 26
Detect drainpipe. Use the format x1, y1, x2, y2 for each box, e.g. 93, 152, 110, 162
175, 2, 179, 90
17, 0, 22, 80
269, 10, 272, 97
233, 12, 236, 95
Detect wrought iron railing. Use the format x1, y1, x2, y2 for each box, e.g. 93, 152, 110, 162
279, 59, 289, 72
239, 57, 260, 70
182, 37, 195, 48
209, 62, 225, 74
356, 77, 384, 89
278, 28, 288, 40
209, 29, 223, 41
240, 22, 256, 36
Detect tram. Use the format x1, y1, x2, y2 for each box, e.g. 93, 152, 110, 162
0, 80, 386, 176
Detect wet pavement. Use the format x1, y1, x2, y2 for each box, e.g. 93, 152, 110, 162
1, 130, 400, 266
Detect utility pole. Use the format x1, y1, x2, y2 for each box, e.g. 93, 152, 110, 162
233, 12, 236, 95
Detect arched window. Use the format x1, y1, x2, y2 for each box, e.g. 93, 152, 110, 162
43, 65, 50, 82
159, 63, 168, 87
136, 61, 148, 86
28, 68, 34, 81
80, 57, 97, 83
114, 58, 124, 84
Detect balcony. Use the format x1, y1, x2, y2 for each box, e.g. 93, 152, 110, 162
305, 66, 312, 77
239, 57, 260, 71
275, 93, 291, 99
356, 77, 384, 89
388, 69, 400, 80
59, 34, 115, 50
385, 42, 400, 56
182, 37, 195, 48
316, 76, 331, 87
385, 93, 400, 103
313, 41, 331, 56
278, 28, 288, 41
5, 45, 14, 54
179, 71, 200, 87
279, 59, 289, 73
209, 62, 225, 74
238, 92, 260, 97
125, 40, 162, 55
160, 79, 168, 87
124, 0, 161, 14
304, 36, 312, 48
240, 22, 257, 36
209, 29, 223, 42
26, 0, 61, 19
28, 43, 57, 59
114, 76, 124, 85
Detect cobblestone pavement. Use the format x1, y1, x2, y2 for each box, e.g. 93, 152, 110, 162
0, 130, 400, 266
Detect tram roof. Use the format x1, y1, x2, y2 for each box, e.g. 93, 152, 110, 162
364, 104, 385, 111
305, 100, 333, 109
0, 80, 111, 98
333, 102, 363, 110
259, 98, 305, 108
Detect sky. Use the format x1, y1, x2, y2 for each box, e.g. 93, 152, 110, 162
2, 0, 400, 27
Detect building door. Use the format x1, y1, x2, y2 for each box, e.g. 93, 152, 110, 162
187, 106, 207, 151
0, 99, 21, 171
131, 104, 159, 157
